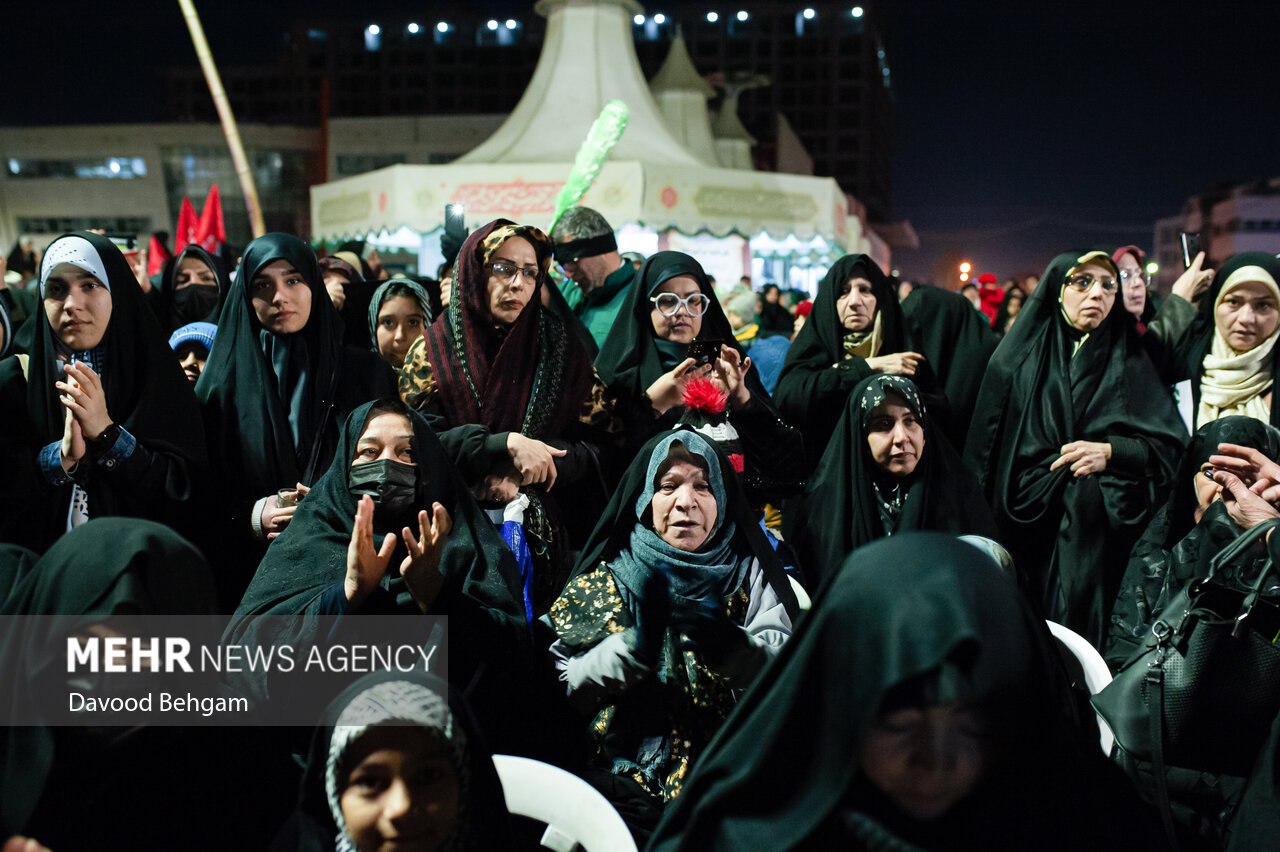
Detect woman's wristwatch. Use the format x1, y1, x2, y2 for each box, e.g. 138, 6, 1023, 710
90, 422, 123, 455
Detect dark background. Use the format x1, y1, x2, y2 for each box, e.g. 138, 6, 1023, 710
6, 0, 1278, 280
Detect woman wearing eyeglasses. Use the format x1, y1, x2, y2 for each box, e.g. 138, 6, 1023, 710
965, 251, 1186, 647
595, 251, 806, 515
774, 254, 927, 472
397, 219, 615, 615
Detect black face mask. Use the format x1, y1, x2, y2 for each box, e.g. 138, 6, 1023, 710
171, 283, 221, 325
348, 459, 419, 523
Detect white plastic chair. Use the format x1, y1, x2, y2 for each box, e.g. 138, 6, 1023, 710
492, 754, 639, 852
1045, 620, 1115, 756
787, 575, 812, 611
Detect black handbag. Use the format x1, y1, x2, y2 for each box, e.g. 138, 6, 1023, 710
1092, 518, 1280, 847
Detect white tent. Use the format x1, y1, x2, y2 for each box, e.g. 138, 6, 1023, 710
310, 0, 868, 280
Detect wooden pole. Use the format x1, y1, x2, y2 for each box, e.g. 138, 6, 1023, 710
177, 0, 266, 238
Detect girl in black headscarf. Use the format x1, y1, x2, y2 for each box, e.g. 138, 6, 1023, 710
398, 220, 613, 614
0, 232, 206, 554
774, 254, 926, 472
196, 233, 396, 605
901, 285, 999, 450
367, 278, 434, 370
1105, 415, 1280, 668
785, 374, 997, 585
595, 250, 805, 509
545, 429, 798, 838
148, 243, 229, 333
965, 251, 1187, 647
648, 533, 1162, 851
275, 670, 521, 852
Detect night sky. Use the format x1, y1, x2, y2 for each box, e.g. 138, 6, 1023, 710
6, 0, 1279, 280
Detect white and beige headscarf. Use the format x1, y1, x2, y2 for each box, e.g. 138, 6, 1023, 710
1199, 265, 1280, 426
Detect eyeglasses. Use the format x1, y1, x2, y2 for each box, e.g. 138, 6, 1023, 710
1119, 270, 1146, 284
650, 292, 711, 316
486, 261, 540, 285
1065, 274, 1119, 293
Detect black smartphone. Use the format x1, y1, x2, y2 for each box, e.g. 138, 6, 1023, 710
686, 338, 724, 369
444, 204, 466, 241
1180, 232, 1202, 269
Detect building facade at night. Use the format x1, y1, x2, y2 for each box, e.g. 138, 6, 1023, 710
163, 1, 895, 221
1151, 177, 1280, 294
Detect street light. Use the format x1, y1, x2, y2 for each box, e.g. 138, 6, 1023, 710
803, 8, 815, 19
436, 21, 449, 32
634, 14, 645, 24
654, 13, 666, 23
959, 261, 971, 274
736, 10, 749, 21
506, 19, 517, 29
851, 6, 865, 17
1146, 261, 1159, 275
707, 11, 719, 21
487, 19, 498, 30
367, 24, 380, 35
959, 272, 970, 283
407, 22, 420, 34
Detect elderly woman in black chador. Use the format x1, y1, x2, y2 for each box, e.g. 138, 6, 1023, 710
785, 374, 996, 584
595, 250, 805, 510
397, 220, 616, 614
774, 253, 926, 471
196, 233, 395, 604
544, 429, 797, 838
0, 232, 206, 553
647, 533, 1163, 851
965, 250, 1187, 647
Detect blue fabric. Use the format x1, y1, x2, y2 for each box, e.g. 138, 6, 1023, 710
38, 441, 73, 486
747, 334, 790, 395
501, 520, 536, 625
168, 321, 217, 353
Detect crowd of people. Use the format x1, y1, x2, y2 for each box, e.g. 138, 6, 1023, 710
1, 209, 1279, 851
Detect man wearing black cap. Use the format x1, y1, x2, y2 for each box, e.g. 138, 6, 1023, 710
550, 206, 636, 347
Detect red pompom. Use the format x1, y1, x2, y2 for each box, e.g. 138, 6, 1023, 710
682, 376, 728, 414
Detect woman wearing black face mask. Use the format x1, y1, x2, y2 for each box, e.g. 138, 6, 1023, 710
224, 399, 527, 711
149, 244, 229, 333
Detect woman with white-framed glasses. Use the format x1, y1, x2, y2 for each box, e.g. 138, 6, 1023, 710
596, 251, 805, 516
965, 250, 1186, 646
397, 219, 617, 615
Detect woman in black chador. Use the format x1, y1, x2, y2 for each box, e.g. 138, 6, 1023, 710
774, 254, 925, 471
965, 251, 1186, 647
0, 231, 206, 553
196, 233, 395, 604
785, 374, 996, 585
594, 250, 804, 510
647, 533, 1162, 851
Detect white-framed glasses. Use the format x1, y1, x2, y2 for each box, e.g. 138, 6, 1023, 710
1065, 273, 1119, 294
650, 292, 711, 316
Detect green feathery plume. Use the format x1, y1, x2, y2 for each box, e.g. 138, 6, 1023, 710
548, 100, 630, 233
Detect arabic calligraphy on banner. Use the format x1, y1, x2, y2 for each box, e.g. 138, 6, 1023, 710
692, 186, 818, 223
448, 180, 562, 217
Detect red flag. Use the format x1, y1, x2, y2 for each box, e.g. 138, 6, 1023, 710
196, 183, 226, 253
175, 197, 198, 252
146, 234, 171, 277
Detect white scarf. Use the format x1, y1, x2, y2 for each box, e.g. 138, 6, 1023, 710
1198, 266, 1280, 426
